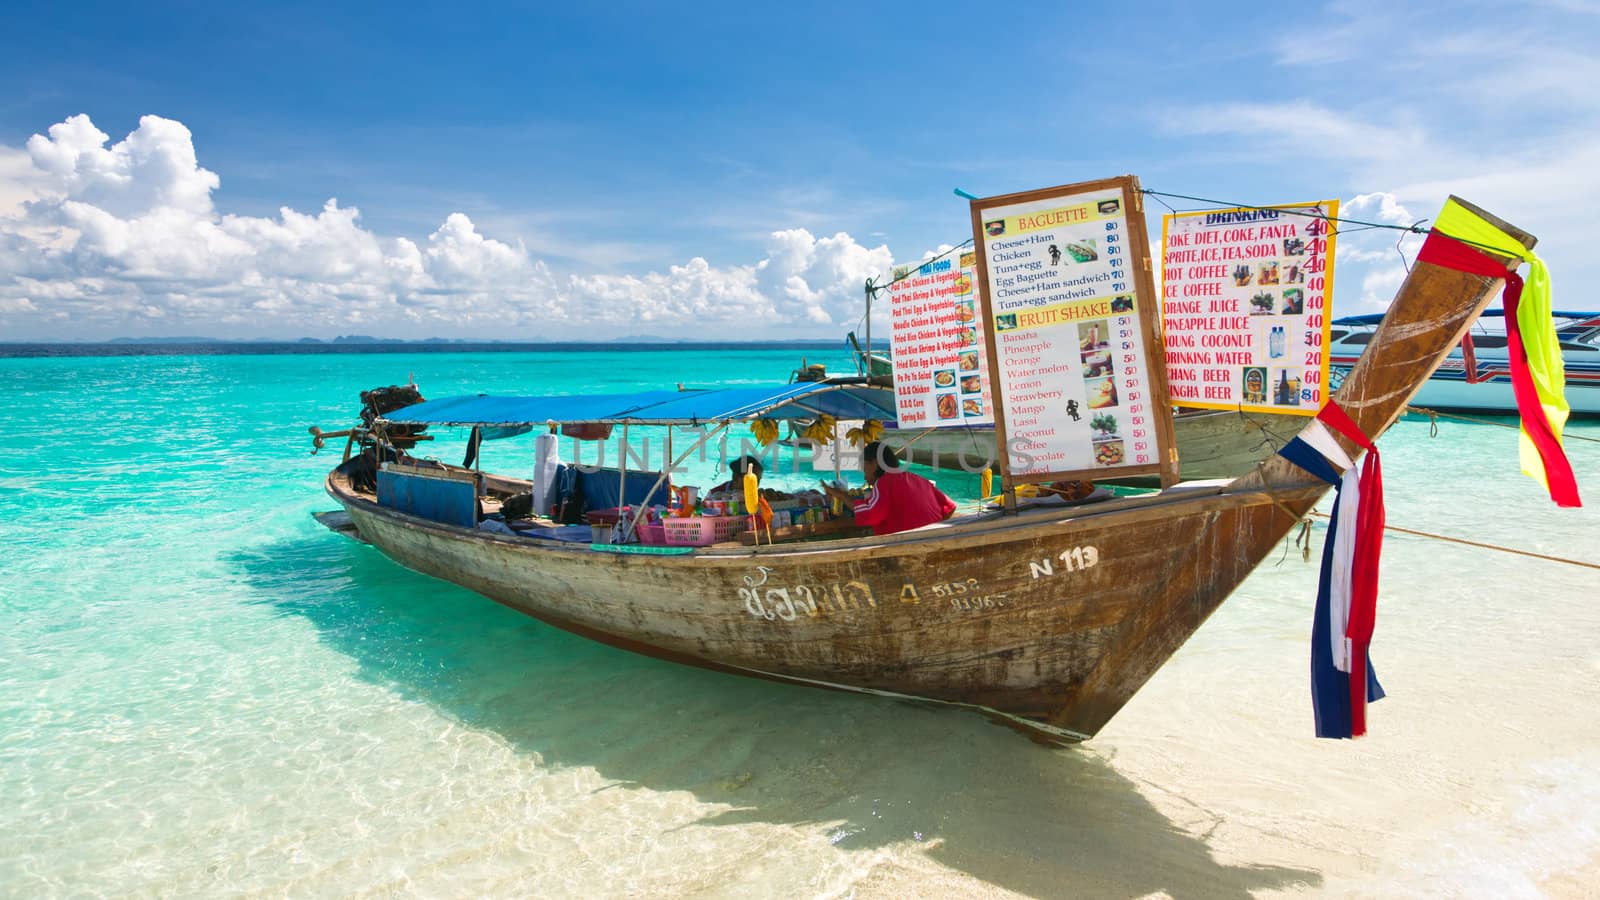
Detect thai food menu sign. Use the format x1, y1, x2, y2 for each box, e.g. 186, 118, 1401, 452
970, 175, 1177, 487
886, 250, 996, 427
1160, 201, 1338, 414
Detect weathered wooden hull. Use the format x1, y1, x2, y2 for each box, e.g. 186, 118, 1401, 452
324, 201, 1526, 742
892, 408, 1297, 482
334, 473, 1324, 742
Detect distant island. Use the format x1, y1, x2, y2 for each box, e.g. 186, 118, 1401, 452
106, 335, 220, 344
0, 335, 851, 358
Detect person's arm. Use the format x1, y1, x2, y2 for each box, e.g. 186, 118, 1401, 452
819, 481, 853, 510
938, 488, 957, 520
851, 483, 888, 528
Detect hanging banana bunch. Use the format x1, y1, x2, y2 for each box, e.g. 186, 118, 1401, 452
844, 418, 885, 447
980, 466, 993, 500
750, 418, 780, 445
802, 414, 837, 444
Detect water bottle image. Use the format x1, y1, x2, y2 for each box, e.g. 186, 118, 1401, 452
1269, 325, 1285, 359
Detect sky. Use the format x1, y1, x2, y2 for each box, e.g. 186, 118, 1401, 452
1, 0, 1597, 341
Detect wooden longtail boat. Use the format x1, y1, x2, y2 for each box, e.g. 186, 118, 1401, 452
319, 198, 1529, 744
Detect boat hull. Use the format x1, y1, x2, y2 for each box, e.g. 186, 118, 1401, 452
333, 476, 1324, 742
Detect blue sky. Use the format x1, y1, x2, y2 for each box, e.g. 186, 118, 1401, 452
2, 0, 1597, 340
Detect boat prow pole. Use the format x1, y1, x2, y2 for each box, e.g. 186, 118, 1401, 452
1045, 199, 1535, 739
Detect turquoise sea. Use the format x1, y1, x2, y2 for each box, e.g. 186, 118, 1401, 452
3, 345, 1598, 897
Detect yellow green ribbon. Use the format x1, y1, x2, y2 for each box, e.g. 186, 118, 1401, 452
1433, 199, 1569, 487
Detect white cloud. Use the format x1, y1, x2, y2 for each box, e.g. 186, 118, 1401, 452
0, 114, 896, 339
27, 115, 219, 218
0, 146, 50, 219
569, 229, 890, 328
1163, 101, 1430, 171
1159, 86, 1597, 317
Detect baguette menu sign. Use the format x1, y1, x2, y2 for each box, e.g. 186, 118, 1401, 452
1160, 200, 1338, 414
970, 175, 1177, 488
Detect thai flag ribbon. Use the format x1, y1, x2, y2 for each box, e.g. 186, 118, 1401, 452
1277, 401, 1386, 738
1418, 201, 1581, 508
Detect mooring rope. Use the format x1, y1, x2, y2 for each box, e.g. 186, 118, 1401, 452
1408, 405, 1600, 444
1306, 510, 1600, 571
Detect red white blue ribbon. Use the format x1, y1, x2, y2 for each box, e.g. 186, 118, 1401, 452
1277, 401, 1386, 738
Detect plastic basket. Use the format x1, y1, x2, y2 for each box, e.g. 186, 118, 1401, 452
663, 515, 747, 547
711, 516, 749, 543
635, 521, 666, 545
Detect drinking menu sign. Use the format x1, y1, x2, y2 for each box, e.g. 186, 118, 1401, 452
886, 250, 996, 428
970, 175, 1177, 487
1160, 201, 1338, 414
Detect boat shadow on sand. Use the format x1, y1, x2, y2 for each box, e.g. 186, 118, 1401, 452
235, 532, 1321, 898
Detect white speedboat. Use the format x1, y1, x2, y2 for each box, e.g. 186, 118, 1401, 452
1329, 310, 1600, 416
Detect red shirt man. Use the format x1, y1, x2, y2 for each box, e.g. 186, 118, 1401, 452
822, 442, 957, 536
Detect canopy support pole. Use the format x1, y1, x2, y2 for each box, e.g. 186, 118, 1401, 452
615, 424, 629, 543
864, 279, 873, 376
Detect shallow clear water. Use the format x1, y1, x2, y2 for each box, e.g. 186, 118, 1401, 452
2, 348, 1597, 897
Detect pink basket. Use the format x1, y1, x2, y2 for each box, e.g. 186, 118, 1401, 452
635, 521, 666, 545
663, 515, 748, 547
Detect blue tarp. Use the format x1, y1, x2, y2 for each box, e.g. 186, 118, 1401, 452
553, 465, 670, 512
381, 382, 900, 428
376, 468, 478, 527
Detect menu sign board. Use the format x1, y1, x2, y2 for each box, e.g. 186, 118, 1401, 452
811, 420, 864, 473
886, 251, 996, 427
970, 175, 1177, 487
1160, 201, 1338, 413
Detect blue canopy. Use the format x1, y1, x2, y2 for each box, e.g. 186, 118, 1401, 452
380, 382, 901, 428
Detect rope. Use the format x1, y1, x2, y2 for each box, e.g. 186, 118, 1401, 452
875, 185, 1506, 304
868, 239, 975, 296
1307, 510, 1600, 571
1251, 459, 1314, 526
1137, 189, 1529, 259
1408, 405, 1600, 444
892, 427, 940, 452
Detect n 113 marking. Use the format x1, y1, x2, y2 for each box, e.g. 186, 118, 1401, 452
1028, 546, 1100, 579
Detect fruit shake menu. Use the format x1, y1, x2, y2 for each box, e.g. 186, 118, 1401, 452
886, 250, 995, 427
971, 177, 1173, 484
1160, 200, 1338, 414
